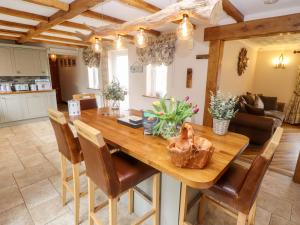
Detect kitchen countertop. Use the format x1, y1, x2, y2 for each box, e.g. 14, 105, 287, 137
0, 89, 55, 95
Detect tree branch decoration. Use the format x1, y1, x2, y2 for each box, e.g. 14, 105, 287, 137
237, 48, 249, 76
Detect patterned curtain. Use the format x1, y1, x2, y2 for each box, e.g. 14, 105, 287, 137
82, 46, 100, 68
136, 33, 177, 66
285, 68, 300, 124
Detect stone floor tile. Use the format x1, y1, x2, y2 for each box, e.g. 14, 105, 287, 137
13, 162, 58, 188
0, 204, 34, 225
37, 141, 58, 154
12, 142, 41, 158
0, 170, 15, 189
0, 127, 14, 139
20, 179, 59, 209
269, 214, 291, 225
255, 206, 271, 225
0, 185, 24, 214
45, 211, 74, 225
28, 196, 71, 225
291, 203, 300, 224
19, 152, 48, 168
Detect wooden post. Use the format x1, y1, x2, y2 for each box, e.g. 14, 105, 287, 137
293, 152, 300, 183
203, 40, 224, 127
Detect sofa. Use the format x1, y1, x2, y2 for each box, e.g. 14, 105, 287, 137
229, 94, 285, 145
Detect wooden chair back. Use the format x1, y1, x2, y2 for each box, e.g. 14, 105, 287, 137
48, 108, 81, 164
73, 93, 97, 110
73, 93, 96, 100
73, 120, 121, 198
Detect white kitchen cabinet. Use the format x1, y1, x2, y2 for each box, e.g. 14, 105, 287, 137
0, 46, 14, 76
0, 98, 5, 123
47, 91, 57, 109
1, 95, 26, 122
25, 93, 49, 118
39, 50, 49, 76
14, 48, 41, 76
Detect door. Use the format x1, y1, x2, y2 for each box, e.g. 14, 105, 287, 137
25, 93, 48, 118
0, 47, 14, 76
49, 58, 62, 103
2, 95, 25, 122
14, 48, 40, 75
109, 50, 129, 109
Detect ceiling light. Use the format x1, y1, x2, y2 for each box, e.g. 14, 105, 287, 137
92, 37, 102, 53
177, 14, 194, 41
264, 0, 279, 4
115, 34, 125, 50
50, 54, 57, 62
273, 53, 288, 69
135, 28, 148, 48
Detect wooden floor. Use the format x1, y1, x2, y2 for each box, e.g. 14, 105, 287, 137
240, 123, 300, 177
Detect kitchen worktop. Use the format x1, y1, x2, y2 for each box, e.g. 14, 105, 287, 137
0, 89, 55, 95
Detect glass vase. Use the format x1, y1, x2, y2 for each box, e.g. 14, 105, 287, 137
110, 100, 120, 110
161, 121, 180, 139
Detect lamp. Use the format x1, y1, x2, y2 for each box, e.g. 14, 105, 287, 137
50, 54, 57, 62
115, 34, 124, 50
273, 53, 288, 69
92, 37, 102, 53
177, 14, 194, 41
135, 28, 148, 48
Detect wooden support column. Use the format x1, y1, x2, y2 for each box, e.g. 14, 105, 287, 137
203, 40, 224, 127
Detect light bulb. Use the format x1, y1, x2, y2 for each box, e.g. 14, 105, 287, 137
177, 14, 194, 41
50, 54, 57, 62
135, 28, 148, 48
92, 37, 102, 53
115, 35, 124, 50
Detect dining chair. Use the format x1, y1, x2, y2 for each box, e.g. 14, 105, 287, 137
73, 119, 161, 225
198, 127, 283, 225
73, 93, 97, 110
48, 108, 86, 225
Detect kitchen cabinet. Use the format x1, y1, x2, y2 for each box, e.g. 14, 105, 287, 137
0, 46, 14, 76
25, 93, 49, 118
1, 95, 26, 122
0, 98, 5, 123
39, 50, 49, 76
13, 48, 41, 76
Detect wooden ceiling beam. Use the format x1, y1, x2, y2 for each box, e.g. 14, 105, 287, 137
30, 39, 85, 48
36, 34, 90, 45
222, 0, 244, 23
0, 34, 20, 41
0, 20, 35, 30
204, 13, 300, 41
60, 21, 92, 31
0, 6, 48, 22
118, 0, 160, 13
0, 29, 25, 36
19, 0, 106, 43
47, 29, 79, 37
23, 0, 69, 11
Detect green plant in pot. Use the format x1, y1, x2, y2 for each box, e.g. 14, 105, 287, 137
208, 90, 239, 135
103, 78, 127, 110
147, 96, 199, 139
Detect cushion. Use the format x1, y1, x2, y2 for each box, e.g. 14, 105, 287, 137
254, 95, 264, 109
264, 110, 285, 121
245, 104, 265, 116
237, 97, 247, 113
242, 94, 255, 105
260, 96, 278, 110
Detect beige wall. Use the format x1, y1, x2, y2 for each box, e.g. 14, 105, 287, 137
219, 40, 258, 96
252, 49, 299, 103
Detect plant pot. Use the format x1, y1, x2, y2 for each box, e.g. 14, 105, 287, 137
213, 118, 230, 135
110, 100, 120, 110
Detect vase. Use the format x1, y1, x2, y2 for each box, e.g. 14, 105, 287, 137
213, 118, 230, 135
161, 121, 180, 139
110, 100, 120, 110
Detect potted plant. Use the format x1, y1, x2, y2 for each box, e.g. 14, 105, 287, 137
147, 96, 199, 139
208, 91, 239, 135
103, 79, 127, 110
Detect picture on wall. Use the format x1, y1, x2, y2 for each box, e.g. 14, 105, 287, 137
186, 68, 193, 88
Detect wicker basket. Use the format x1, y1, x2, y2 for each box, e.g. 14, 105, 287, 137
167, 123, 214, 169
213, 118, 230, 135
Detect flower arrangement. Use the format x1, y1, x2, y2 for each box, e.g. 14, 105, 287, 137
147, 96, 199, 139
103, 79, 127, 109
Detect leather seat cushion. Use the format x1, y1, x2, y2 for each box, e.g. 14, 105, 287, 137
212, 163, 248, 197
264, 110, 285, 121
112, 152, 158, 192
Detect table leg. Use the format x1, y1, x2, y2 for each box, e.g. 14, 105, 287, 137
293, 151, 300, 183
179, 183, 188, 225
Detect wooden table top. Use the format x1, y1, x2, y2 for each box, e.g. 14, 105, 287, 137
67, 108, 249, 189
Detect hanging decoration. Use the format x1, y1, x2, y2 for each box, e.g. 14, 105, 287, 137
136, 33, 177, 66
82, 46, 100, 68
115, 34, 125, 50
177, 14, 194, 41
135, 28, 148, 48
237, 48, 249, 76
92, 37, 102, 53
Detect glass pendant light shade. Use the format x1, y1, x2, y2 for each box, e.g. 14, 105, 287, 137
135, 28, 148, 48
115, 35, 124, 50
92, 37, 102, 53
177, 14, 194, 41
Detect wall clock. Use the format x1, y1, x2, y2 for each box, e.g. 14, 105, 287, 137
237, 48, 249, 76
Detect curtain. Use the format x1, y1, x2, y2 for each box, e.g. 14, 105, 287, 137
136, 33, 177, 66
285, 68, 300, 124
82, 46, 100, 68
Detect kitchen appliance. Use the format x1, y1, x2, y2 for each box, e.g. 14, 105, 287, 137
14, 83, 29, 91
35, 79, 52, 90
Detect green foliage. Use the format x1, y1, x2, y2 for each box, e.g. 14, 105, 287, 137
103, 79, 127, 101
147, 96, 199, 139
208, 90, 239, 120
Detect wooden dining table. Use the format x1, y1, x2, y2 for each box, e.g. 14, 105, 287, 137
66, 108, 249, 225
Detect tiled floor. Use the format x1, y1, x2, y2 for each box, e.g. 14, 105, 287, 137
0, 119, 299, 225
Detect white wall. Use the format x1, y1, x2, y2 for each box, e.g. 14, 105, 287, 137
252, 49, 299, 103
128, 27, 209, 125
219, 40, 258, 96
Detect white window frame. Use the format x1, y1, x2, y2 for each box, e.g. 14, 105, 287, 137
146, 64, 168, 98
88, 67, 100, 89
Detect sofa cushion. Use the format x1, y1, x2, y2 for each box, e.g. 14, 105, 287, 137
260, 96, 278, 110
242, 94, 255, 105
254, 95, 264, 109
245, 104, 265, 116
265, 110, 285, 121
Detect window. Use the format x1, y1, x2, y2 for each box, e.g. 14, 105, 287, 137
88, 67, 100, 89
146, 64, 168, 97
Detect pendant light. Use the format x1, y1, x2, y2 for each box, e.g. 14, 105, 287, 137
115, 34, 124, 50
135, 28, 148, 48
92, 37, 102, 53
50, 54, 57, 62
177, 14, 194, 41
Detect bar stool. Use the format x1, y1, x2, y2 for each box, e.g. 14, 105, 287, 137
73, 120, 161, 225
73, 93, 97, 110
198, 127, 283, 225
48, 109, 86, 225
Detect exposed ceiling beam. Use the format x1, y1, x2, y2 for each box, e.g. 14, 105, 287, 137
36, 34, 90, 46
0, 29, 25, 36
47, 29, 79, 37
0, 6, 48, 22
23, 0, 69, 11
204, 13, 300, 41
60, 21, 92, 31
81, 10, 160, 36
222, 0, 244, 23
0, 20, 35, 30
30, 39, 85, 48
118, 0, 160, 13
18, 0, 106, 43
0, 34, 19, 41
